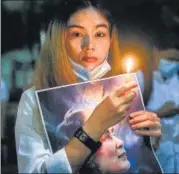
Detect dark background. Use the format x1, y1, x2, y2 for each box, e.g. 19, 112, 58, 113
1, 0, 179, 173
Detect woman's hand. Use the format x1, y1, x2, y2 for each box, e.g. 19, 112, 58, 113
83, 82, 137, 141
129, 111, 161, 137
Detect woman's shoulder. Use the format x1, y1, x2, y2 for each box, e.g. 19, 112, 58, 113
17, 86, 38, 117
16, 87, 49, 150
23, 86, 36, 96
21, 86, 37, 104
17, 86, 45, 135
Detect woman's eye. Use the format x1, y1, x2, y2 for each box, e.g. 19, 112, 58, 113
96, 32, 105, 37
105, 134, 112, 140
72, 32, 82, 37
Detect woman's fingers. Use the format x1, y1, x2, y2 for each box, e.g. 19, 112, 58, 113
135, 129, 161, 137
131, 120, 161, 129
89, 82, 138, 131
118, 91, 136, 105
115, 82, 137, 97
117, 103, 131, 116
107, 82, 137, 112
128, 111, 162, 137
129, 112, 160, 124
106, 90, 136, 114
130, 111, 146, 118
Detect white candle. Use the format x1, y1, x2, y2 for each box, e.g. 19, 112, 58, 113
124, 56, 134, 82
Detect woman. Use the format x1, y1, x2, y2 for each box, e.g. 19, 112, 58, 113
15, 0, 161, 173
80, 129, 130, 173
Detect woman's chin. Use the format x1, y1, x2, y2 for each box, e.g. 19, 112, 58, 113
108, 160, 131, 173
83, 64, 97, 71
98, 159, 130, 173
125, 160, 131, 170
82, 60, 102, 71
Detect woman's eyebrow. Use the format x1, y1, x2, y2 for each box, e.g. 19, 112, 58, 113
67, 24, 84, 29
96, 24, 108, 29
67, 23, 109, 29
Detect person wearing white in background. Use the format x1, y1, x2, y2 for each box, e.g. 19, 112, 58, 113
137, 31, 179, 173
1, 78, 9, 164
1, 78, 9, 139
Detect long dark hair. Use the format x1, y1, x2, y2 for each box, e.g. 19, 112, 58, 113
42, 0, 113, 33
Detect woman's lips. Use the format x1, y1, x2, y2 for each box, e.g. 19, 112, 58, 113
118, 152, 127, 159
82, 57, 98, 63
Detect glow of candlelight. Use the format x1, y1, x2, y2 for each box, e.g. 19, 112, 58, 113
126, 57, 134, 73
124, 56, 134, 83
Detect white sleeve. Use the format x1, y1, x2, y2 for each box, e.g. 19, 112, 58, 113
15, 89, 72, 173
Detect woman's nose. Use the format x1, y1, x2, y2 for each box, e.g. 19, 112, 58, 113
115, 138, 124, 149
81, 35, 95, 51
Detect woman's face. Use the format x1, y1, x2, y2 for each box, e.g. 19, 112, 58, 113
95, 130, 130, 173
65, 7, 111, 71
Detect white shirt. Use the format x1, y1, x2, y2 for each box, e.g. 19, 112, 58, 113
137, 70, 179, 173
15, 87, 72, 173
1, 78, 9, 101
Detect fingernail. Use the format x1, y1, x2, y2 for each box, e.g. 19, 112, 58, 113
130, 113, 134, 118
132, 84, 138, 88
131, 91, 136, 97
129, 120, 133, 124
131, 125, 136, 129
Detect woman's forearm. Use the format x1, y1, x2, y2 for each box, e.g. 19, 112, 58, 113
65, 121, 105, 173
65, 137, 91, 172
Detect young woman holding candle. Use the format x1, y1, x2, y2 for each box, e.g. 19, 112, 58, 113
15, 0, 161, 173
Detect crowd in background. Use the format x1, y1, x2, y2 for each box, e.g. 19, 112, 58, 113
1, 0, 179, 173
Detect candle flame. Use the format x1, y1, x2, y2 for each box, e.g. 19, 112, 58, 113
126, 57, 133, 73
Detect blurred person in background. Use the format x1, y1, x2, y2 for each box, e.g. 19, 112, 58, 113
1, 78, 9, 165
120, 5, 179, 172
1, 78, 9, 138
153, 31, 179, 173
1, 3, 41, 169
1, 3, 41, 101
137, 30, 179, 173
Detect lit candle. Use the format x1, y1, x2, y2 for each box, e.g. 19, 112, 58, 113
120, 56, 135, 127
124, 56, 134, 82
